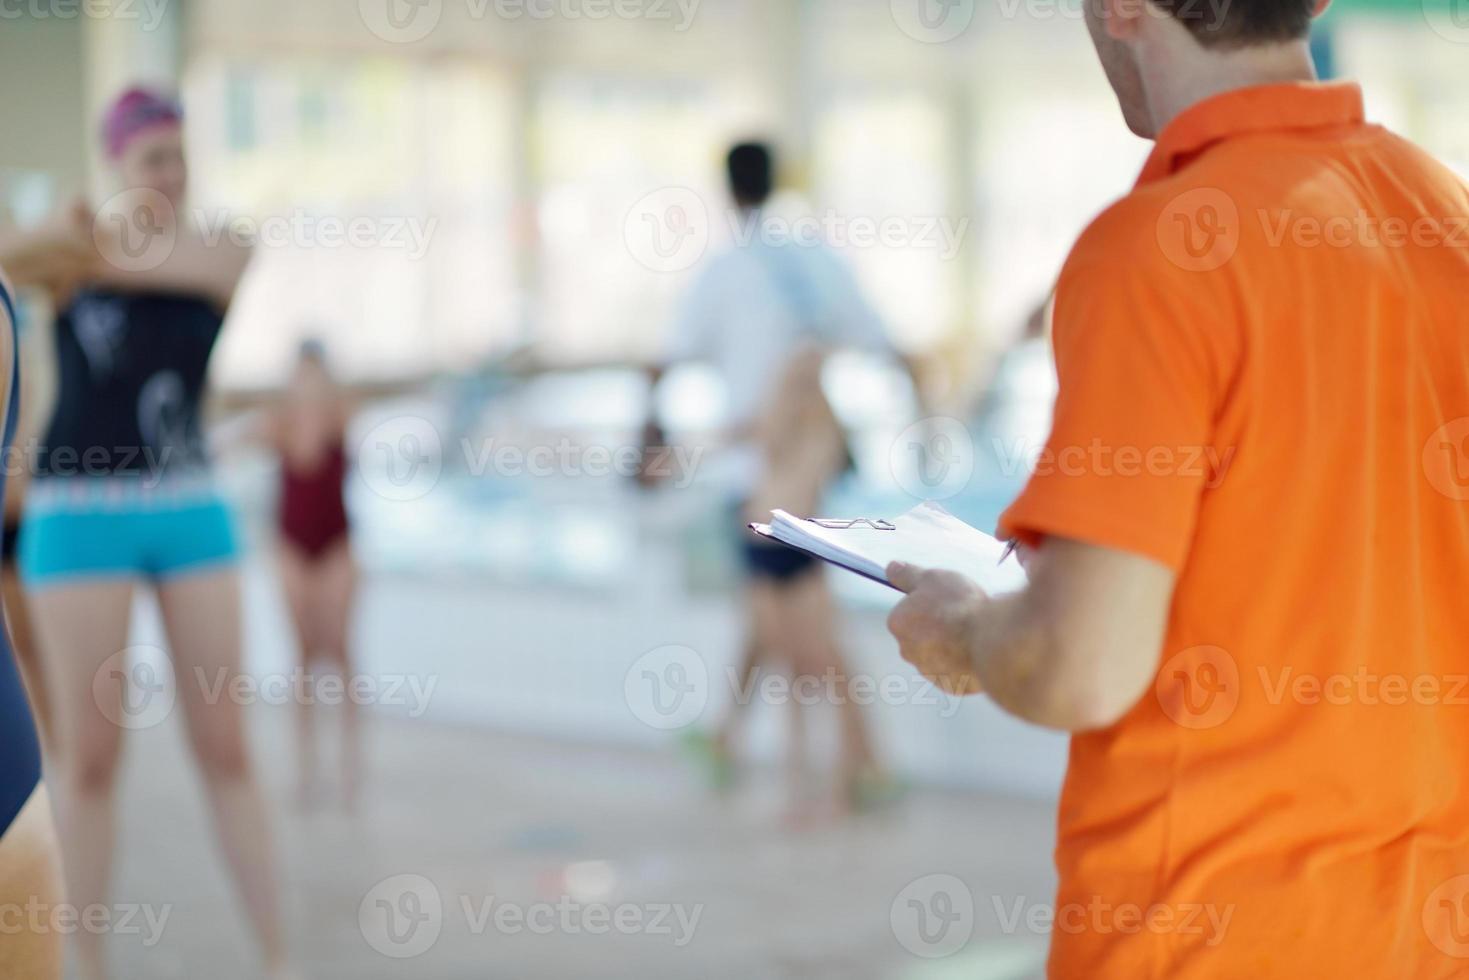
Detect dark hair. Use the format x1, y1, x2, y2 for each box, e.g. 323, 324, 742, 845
298, 338, 328, 365
726, 142, 774, 207
1149, 0, 1315, 48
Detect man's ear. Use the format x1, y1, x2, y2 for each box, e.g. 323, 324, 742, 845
1101, 0, 1145, 41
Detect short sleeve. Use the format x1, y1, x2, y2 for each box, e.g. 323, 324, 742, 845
996, 206, 1238, 572
662, 265, 722, 365
806, 248, 892, 356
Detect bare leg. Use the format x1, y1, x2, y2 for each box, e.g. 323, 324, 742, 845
782, 574, 881, 801
5, 564, 52, 754
714, 630, 762, 759
0, 786, 63, 980
155, 569, 292, 977
312, 541, 359, 809
277, 545, 320, 808
748, 580, 812, 820
28, 579, 135, 980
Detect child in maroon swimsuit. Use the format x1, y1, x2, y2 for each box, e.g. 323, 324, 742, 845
271, 340, 360, 809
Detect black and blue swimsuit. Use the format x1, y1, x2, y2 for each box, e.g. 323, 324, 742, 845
0, 279, 40, 838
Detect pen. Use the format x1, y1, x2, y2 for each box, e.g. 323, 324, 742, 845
999, 539, 1020, 566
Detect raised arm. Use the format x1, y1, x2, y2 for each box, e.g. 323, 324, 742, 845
0, 201, 98, 302
91, 217, 252, 311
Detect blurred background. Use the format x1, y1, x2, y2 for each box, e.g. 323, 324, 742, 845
1, 1, 1465, 977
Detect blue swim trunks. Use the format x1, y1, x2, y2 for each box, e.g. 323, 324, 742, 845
19, 475, 240, 587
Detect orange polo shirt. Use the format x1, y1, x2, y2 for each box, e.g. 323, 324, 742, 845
999, 82, 1469, 978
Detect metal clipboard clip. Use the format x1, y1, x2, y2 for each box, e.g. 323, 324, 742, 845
808, 518, 897, 531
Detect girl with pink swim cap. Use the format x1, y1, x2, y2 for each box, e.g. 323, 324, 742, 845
0, 87, 301, 980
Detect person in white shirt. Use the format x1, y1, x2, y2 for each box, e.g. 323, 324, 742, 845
646, 143, 906, 819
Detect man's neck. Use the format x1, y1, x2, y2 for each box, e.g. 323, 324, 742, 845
1146, 41, 1319, 136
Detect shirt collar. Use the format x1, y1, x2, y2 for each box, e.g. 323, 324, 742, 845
1136, 81, 1366, 187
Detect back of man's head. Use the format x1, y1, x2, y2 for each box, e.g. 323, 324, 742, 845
727, 142, 774, 209
1152, 0, 1317, 50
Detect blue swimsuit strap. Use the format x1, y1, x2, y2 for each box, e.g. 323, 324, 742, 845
0, 278, 40, 838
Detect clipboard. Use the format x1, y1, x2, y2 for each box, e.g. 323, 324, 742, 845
746, 504, 1027, 596
747, 520, 903, 592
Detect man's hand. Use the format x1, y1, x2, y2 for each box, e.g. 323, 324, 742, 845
885, 562, 987, 697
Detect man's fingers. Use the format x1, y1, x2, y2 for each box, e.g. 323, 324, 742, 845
886, 561, 924, 593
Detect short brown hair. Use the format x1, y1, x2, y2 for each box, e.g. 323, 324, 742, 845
1150, 0, 1316, 49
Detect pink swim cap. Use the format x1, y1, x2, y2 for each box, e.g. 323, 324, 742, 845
101, 87, 183, 160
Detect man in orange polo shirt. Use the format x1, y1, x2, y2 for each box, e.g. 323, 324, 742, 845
884, 0, 1469, 976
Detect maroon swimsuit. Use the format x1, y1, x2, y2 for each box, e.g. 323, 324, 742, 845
279, 444, 350, 559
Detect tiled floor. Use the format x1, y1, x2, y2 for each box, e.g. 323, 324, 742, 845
98, 711, 1058, 979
